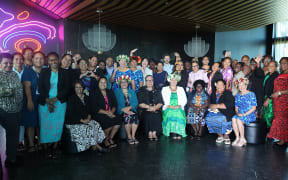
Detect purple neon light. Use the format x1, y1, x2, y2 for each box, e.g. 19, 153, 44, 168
0, 8, 14, 28
3, 30, 47, 48
0, 21, 57, 40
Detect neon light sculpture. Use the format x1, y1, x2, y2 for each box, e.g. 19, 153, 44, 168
0, 8, 14, 28
17, 11, 30, 21
0, 8, 57, 53
15, 38, 42, 53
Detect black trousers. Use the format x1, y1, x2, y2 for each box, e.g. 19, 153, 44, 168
0, 111, 19, 161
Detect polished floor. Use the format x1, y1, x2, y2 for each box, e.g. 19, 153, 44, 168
1, 126, 288, 180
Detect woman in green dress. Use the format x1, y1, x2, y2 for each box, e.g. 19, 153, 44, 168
161, 74, 187, 139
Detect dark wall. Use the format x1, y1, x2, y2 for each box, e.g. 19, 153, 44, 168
64, 20, 215, 62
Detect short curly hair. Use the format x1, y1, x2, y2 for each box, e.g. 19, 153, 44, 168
193, 80, 205, 90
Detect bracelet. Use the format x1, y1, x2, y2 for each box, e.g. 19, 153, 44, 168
278, 91, 281, 96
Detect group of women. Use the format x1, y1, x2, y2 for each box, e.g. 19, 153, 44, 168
1, 49, 288, 167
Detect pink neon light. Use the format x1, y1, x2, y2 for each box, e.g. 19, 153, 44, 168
0, 8, 15, 28
47, 0, 62, 11
39, 0, 49, 7
58, 24, 64, 41
0, 21, 56, 40
31, 0, 37, 2
17, 11, 30, 21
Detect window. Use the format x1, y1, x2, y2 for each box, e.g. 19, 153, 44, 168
273, 21, 288, 62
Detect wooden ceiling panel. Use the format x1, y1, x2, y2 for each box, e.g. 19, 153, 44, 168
23, 0, 288, 32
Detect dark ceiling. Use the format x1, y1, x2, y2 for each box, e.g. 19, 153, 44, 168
23, 0, 288, 32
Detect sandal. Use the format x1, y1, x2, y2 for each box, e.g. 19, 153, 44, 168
224, 138, 231, 145
108, 139, 117, 148
134, 139, 139, 144
127, 139, 134, 145
216, 137, 224, 143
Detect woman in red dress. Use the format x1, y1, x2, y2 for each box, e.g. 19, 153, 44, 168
268, 57, 288, 147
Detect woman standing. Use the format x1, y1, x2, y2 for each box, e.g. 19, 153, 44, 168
220, 57, 233, 90
187, 80, 209, 139
114, 75, 139, 145
38, 52, 70, 158
173, 61, 188, 90
130, 57, 144, 92
153, 61, 167, 90
21, 52, 45, 152
138, 75, 163, 140
187, 61, 208, 90
65, 80, 107, 153
232, 78, 257, 147
162, 74, 187, 139
262, 61, 279, 128
73, 59, 98, 96
90, 77, 122, 148
111, 55, 135, 90
0, 53, 23, 167
268, 57, 288, 147
207, 62, 223, 96
205, 79, 235, 145
139, 58, 153, 85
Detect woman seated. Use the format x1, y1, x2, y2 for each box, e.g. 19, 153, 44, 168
138, 75, 163, 141
114, 75, 139, 145
65, 80, 107, 153
205, 79, 235, 145
162, 74, 187, 140
232, 77, 257, 147
187, 80, 209, 139
89, 77, 122, 148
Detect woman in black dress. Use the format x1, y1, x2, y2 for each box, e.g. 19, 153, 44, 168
65, 80, 107, 153
138, 75, 163, 140
89, 77, 121, 148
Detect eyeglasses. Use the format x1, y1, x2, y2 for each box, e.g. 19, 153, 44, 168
192, 65, 199, 68
146, 80, 153, 82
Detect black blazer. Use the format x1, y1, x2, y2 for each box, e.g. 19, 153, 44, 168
137, 86, 163, 108
263, 71, 279, 98
38, 68, 70, 105
249, 67, 265, 106
210, 90, 235, 122
208, 71, 223, 95
65, 94, 90, 124
178, 71, 189, 89
89, 89, 117, 119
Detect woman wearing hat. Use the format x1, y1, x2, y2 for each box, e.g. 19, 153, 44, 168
111, 55, 136, 90
161, 74, 187, 139
114, 75, 139, 145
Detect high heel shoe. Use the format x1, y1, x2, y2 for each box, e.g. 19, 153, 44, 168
232, 138, 240, 146
237, 138, 247, 147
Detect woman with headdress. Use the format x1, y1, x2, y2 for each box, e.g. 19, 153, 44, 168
114, 75, 139, 145
161, 74, 187, 140
232, 77, 257, 147
111, 54, 136, 90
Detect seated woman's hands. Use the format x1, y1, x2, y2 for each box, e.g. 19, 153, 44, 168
122, 106, 135, 115
167, 105, 181, 109
106, 111, 116, 118
80, 118, 90, 124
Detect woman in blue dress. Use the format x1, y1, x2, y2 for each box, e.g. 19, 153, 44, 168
130, 57, 143, 92
232, 77, 257, 147
38, 52, 70, 158
153, 61, 167, 90
110, 55, 136, 90
21, 51, 45, 152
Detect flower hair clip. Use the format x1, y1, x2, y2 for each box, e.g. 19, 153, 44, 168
116, 74, 131, 84
234, 77, 249, 87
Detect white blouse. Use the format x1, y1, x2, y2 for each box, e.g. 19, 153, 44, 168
161, 86, 187, 111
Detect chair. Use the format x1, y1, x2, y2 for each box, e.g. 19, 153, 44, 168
244, 119, 267, 144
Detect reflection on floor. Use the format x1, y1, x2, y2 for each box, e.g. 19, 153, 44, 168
1, 128, 288, 180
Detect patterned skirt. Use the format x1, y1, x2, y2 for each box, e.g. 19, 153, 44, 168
162, 108, 187, 137
187, 107, 206, 126
205, 112, 232, 135
65, 120, 106, 152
